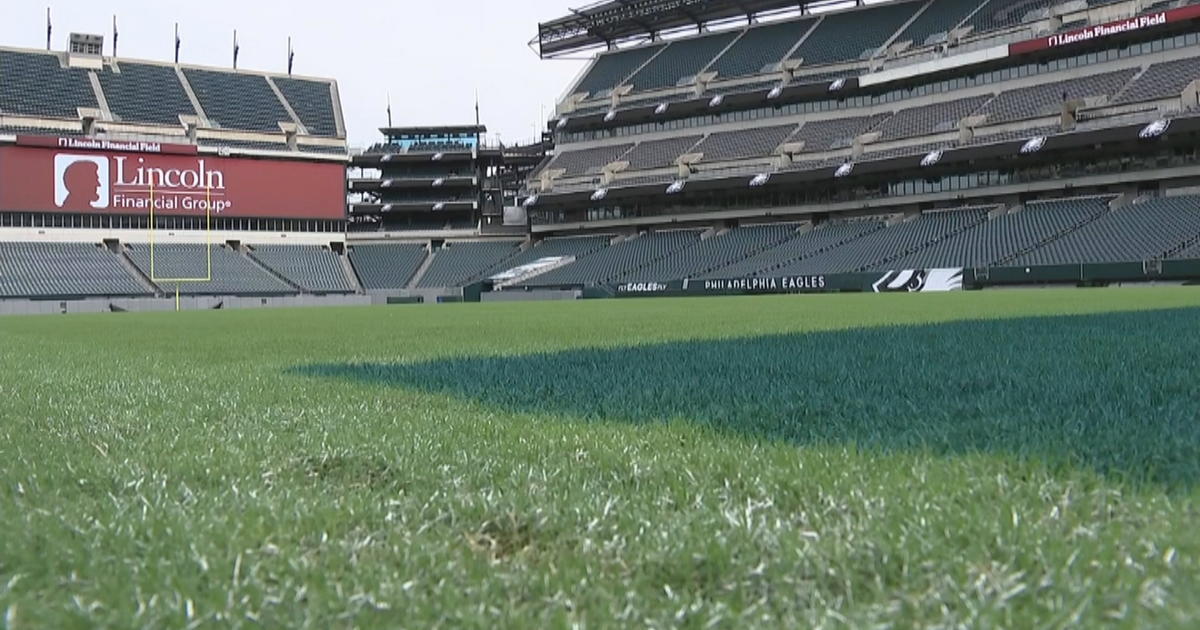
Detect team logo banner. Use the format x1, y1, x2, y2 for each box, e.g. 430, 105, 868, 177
872, 269, 964, 293
0, 145, 345, 219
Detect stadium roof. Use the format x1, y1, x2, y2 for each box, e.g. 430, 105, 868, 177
379, 125, 488, 135
534, 0, 883, 57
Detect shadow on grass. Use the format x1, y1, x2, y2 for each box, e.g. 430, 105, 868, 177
294, 307, 1200, 487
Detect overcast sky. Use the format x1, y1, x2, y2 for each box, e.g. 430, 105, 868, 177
1, 1, 590, 148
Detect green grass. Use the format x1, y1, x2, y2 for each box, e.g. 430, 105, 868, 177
2, 289, 1199, 628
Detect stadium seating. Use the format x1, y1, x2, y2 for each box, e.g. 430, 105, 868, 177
617, 224, 801, 282
348, 244, 429, 290
546, 144, 634, 177
787, 114, 888, 154
708, 19, 817, 79
273, 77, 339, 136
524, 230, 702, 286
416, 241, 521, 288
963, 0, 1050, 34
693, 125, 796, 162
627, 32, 739, 91
98, 63, 195, 126
775, 210, 988, 275
874, 95, 992, 141
183, 68, 292, 132
1116, 57, 1200, 104
0, 242, 148, 298
125, 244, 294, 295
788, 2, 918, 67
977, 69, 1137, 123
861, 140, 947, 162
572, 45, 665, 97
894, 0, 982, 47
1010, 195, 1200, 265
1174, 239, 1200, 260
0, 50, 97, 118
701, 222, 884, 278
249, 245, 354, 293
484, 235, 613, 278
621, 135, 703, 170
884, 198, 1109, 269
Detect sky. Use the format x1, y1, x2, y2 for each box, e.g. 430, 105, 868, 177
0, 1, 590, 148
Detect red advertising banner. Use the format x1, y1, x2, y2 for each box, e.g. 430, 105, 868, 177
1010, 6, 1200, 55
0, 145, 345, 219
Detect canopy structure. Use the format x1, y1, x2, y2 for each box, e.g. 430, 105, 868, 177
533, 0, 873, 57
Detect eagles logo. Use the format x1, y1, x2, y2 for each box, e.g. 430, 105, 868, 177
873, 269, 965, 293
1139, 119, 1171, 139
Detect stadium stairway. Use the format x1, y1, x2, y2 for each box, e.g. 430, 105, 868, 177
406, 247, 438, 289
115, 245, 163, 296
339, 252, 364, 293
241, 247, 304, 293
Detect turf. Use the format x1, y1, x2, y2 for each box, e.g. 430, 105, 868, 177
1, 289, 1199, 628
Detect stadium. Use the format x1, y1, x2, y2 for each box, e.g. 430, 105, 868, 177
1, 0, 1199, 627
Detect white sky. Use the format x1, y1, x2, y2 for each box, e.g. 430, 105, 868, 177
1, 1, 590, 148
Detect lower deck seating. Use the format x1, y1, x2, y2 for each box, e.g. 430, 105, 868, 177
883, 199, 1108, 269
702, 222, 884, 278
417, 241, 521, 288
126, 244, 294, 295
0, 242, 148, 298
524, 231, 702, 286
777, 210, 988, 275
1011, 196, 1200, 266
348, 244, 429, 290
483, 235, 612, 279
250, 245, 355, 293
618, 224, 800, 282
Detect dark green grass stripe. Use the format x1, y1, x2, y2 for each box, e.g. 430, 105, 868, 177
296, 307, 1200, 487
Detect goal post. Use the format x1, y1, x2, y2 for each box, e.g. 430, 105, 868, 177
147, 180, 213, 284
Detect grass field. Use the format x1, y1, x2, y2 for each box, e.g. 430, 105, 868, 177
2, 289, 1199, 628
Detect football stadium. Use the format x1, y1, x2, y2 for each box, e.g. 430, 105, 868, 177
2, 0, 1200, 627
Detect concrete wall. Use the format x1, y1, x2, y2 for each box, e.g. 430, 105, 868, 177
0, 294, 372, 316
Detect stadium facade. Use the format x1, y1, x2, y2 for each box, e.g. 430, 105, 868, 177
512, 0, 1200, 295
4, 0, 1200, 313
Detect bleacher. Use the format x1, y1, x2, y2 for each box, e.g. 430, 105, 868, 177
702, 222, 884, 279
98, 62, 195, 126
693, 125, 796, 162
125, 244, 294, 295
0, 50, 97, 118
788, 115, 888, 154
416, 241, 521, 288
1115, 57, 1200, 104
873, 95, 992, 141
274, 77, 339, 136
484, 235, 613, 279
0, 242, 147, 298
627, 32, 739, 91
348, 244, 429, 290
621, 135, 703, 170
885, 198, 1109, 269
249, 245, 354, 293
1010, 196, 1200, 266
523, 231, 702, 286
965, 0, 1049, 34
895, 0, 982, 47
617, 224, 800, 282
773, 210, 988, 275
977, 69, 1138, 123
182, 68, 292, 132
708, 19, 817, 79
545, 144, 634, 177
571, 45, 665, 97
786, 2, 918, 67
